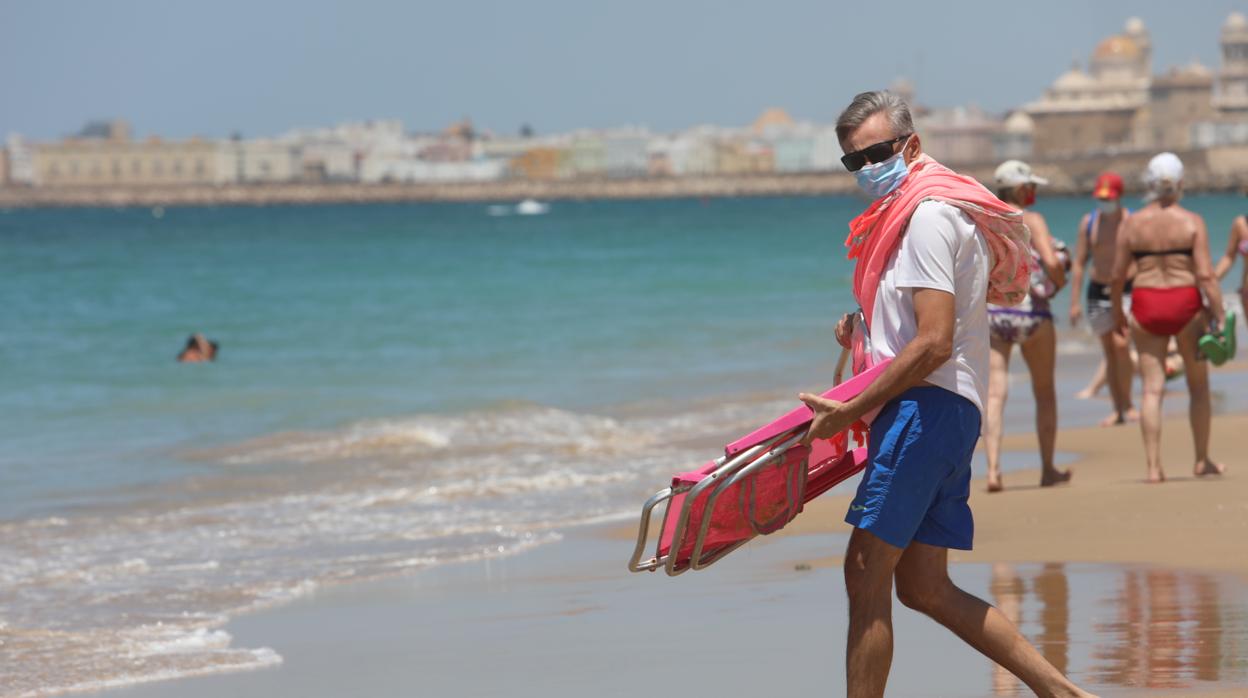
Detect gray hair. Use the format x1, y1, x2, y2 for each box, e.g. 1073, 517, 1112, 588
835, 90, 915, 142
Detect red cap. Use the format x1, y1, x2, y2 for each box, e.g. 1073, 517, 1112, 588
1093, 172, 1124, 200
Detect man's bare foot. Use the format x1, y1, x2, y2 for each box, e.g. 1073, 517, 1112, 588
1099, 412, 1125, 427
1040, 468, 1072, 487
1147, 468, 1166, 483
1075, 387, 1095, 400
987, 474, 1004, 493
1194, 459, 1226, 477
1099, 409, 1139, 427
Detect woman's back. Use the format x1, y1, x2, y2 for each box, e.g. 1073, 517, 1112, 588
1124, 203, 1200, 288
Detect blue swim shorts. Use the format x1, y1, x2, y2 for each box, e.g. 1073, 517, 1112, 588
844, 386, 981, 551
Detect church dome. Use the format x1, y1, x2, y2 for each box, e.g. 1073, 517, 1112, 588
1052, 68, 1096, 91
1182, 60, 1213, 77
1093, 35, 1142, 61
752, 108, 795, 134
1003, 111, 1034, 134
1226, 11, 1247, 30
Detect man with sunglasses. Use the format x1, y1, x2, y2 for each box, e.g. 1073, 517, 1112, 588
799, 91, 1094, 698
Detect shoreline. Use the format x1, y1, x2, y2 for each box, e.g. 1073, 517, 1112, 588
81, 382, 1248, 698
1, 172, 1245, 211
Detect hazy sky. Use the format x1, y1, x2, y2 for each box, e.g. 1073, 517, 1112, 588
2, 1, 1244, 140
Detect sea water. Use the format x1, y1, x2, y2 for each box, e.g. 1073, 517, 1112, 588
1, 194, 1245, 695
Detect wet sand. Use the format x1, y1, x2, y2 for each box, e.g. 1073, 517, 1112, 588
86, 393, 1248, 698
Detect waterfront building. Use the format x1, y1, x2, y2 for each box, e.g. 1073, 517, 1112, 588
1026, 14, 1248, 158
565, 133, 607, 178
772, 134, 815, 172
509, 147, 565, 180
993, 111, 1035, 161
809, 127, 844, 172
1025, 18, 1151, 158
1138, 63, 1216, 150
917, 105, 1002, 166
0, 147, 8, 186
32, 125, 227, 187
5, 135, 33, 185
713, 139, 773, 175
752, 108, 795, 138
223, 138, 300, 183
1216, 12, 1248, 114
604, 130, 649, 178
360, 158, 505, 183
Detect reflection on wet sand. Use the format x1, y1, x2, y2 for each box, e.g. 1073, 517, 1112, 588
987, 563, 1248, 695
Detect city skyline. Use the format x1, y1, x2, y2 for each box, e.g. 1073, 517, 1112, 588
3, 1, 1245, 141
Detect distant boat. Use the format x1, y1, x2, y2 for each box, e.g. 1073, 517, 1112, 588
515, 199, 550, 216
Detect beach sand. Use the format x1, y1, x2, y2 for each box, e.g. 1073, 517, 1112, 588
87, 372, 1248, 698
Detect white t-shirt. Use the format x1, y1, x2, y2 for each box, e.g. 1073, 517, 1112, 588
868, 200, 991, 414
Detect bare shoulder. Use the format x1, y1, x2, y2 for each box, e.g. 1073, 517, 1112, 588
1021, 209, 1045, 226
1180, 206, 1206, 230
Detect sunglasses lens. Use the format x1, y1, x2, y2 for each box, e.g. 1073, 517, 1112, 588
863, 142, 897, 165
841, 153, 866, 172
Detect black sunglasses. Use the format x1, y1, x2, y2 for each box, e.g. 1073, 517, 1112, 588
840, 134, 911, 172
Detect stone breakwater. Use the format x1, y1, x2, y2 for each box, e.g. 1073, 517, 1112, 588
0, 174, 861, 208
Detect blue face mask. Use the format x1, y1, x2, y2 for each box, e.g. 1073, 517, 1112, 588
854, 150, 910, 199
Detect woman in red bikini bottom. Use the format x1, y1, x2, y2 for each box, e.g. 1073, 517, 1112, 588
1110, 153, 1226, 483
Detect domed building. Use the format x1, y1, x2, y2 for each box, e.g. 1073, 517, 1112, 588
1025, 15, 1246, 157
1216, 11, 1248, 113
751, 108, 796, 137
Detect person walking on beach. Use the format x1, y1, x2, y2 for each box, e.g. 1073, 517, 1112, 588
1069, 172, 1138, 426
1213, 194, 1248, 313
800, 90, 1095, 698
1111, 153, 1226, 483
983, 160, 1070, 493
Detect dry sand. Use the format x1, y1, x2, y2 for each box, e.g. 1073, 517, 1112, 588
774, 411, 1248, 580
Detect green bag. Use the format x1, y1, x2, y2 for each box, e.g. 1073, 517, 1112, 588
1198, 311, 1236, 366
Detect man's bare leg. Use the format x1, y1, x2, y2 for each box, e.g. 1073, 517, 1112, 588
844, 528, 906, 698
1074, 358, 1105, 400
1098, 331, 1137, 426
894, 541, 1097, 698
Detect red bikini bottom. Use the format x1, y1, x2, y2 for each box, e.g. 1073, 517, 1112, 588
1131, 286, 1203, 336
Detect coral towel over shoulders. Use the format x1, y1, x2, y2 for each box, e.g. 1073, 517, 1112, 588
846, 155, 1032, 328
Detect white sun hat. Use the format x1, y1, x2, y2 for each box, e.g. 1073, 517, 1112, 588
1144, 152, 1184, 185
994, 160, 1049, 188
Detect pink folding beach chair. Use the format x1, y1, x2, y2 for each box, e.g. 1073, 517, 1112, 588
627, 359, 891, 576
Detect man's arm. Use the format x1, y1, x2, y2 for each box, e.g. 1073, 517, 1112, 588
1193, 214, 1224, 330
1110, 215, 1134, 335
1026, 211, 1066, 290
802, 287, 954, 442
1069, 215, 1090, 326
1214, 216, 1245, 280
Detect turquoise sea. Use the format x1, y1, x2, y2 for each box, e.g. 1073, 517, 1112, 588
2, 193, 1246, 695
